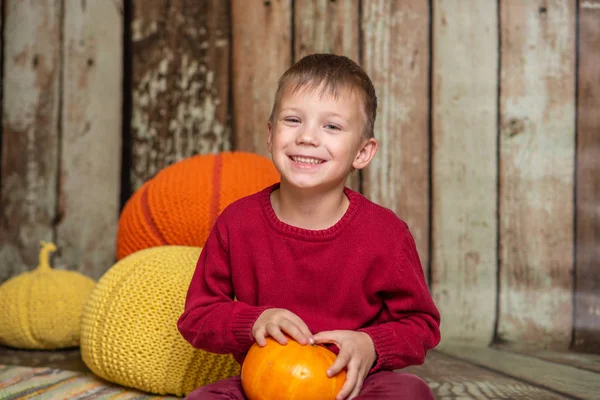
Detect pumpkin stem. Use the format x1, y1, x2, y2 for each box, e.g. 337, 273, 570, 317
38, 240, 57, 271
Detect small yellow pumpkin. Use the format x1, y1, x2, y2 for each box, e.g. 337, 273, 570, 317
0, 241, 96, 349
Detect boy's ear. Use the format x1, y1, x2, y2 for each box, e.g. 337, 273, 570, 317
267, 121, 273, 154
352, 138, 378, 170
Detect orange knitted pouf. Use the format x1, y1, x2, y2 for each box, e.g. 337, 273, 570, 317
116, 152, 279, 260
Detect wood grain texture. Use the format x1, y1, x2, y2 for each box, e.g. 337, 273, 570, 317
574, 0, 600, 354
55, 0, 123, 279
361, 0, 431, 273
130, 0, 231, 190
0, 0, 61, 283
441, 345, 600, 399
498, 0, 576, 349
492, 345, 600, 373
405, 351, 570, 399
294, 0, 358, 61
231, 0, 292, 157
294, 0, 360, 191
430, 0, 498, 346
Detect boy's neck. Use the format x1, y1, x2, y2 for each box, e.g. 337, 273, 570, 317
270, 181, 350, 230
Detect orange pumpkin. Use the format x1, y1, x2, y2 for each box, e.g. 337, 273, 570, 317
241, 338, 346, 400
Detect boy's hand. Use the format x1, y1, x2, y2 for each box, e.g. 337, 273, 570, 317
313, 330, 376, 400
252, 308, 314, 346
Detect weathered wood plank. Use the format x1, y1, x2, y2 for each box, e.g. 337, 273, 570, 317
430, 0, 498, 346
130, 0, 231, 190
294, 0, 358, 61
492, 345, 600, 374
0, 0, 61, 283
231, 0, 292, 157
55, 0, 123, 279
405, 351, 570, 399
440, 345, 600, 399
361, 0, 431, 274
498, 0, 576, 349
294, 0, 360, 191
574, 0, 600, 354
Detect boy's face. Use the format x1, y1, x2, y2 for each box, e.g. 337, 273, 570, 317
267, 84, 377, 192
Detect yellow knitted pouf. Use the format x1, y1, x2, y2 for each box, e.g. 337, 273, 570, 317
0, 241, 96, 350
80, 246, 239, 396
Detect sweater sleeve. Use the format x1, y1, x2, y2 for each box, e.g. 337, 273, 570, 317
358, 228, 441, 372
177, 217, 270, 355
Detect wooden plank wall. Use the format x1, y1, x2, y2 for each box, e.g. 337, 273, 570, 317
575, 0, 600, 353
57, 1, 123, 279
130, 0, 232, 192
498, 1, 576, 350
1, 0, 61, 283
0, 0, 122, 281
362, 0, 430, 271
0, 0, 599, 355
231, 0, 291, 158
431, 0, 498, 347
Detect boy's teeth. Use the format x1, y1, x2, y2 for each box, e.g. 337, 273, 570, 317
292, 156, 322, 164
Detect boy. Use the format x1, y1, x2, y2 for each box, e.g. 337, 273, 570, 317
178, 54, 441, 399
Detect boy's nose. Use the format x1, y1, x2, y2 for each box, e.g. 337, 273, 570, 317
296, 127, 320, 146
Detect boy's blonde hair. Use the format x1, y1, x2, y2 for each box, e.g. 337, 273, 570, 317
269, 54, 377, 139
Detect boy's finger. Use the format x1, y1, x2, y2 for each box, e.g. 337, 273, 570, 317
253, 329, 267, 347
335, 367, 357, 400
299, 325, 315, 344
347, 379, 363, 399
266, 324, 288, 345
287, 314, 314, 337
327, 350, 350, 377
280, 321, 308, 345
313, 331, 341, 347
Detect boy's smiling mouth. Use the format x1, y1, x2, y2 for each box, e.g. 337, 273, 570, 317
289, 155, 325, 165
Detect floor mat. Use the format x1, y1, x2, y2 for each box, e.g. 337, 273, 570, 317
0, 364, 179, 400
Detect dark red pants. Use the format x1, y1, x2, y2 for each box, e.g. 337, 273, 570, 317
186, 371, 435, 399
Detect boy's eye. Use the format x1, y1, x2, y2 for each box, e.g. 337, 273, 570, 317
284, 117, 300, 123
324, 124, 341, 130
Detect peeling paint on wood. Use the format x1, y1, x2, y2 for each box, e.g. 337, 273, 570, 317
498, 1, 576, 349
55, 1, 123, 280
431, 0, 498, 347
130, 0, 231, 190
361, 1, 431, 276
294, 0, 360, 191
574, 0, 600, 354
231, 0, 291, 157
0, 0, 61, 284
582, 0, 600, 8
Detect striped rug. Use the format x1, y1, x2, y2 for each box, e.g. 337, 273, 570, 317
0, 365, 180, 399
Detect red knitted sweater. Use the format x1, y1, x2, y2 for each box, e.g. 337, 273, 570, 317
177, 183, 441, 372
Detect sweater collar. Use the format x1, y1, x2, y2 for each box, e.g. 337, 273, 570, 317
260, 183, 361, 241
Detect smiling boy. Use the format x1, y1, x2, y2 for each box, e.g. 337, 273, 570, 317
178, 54, 441, 399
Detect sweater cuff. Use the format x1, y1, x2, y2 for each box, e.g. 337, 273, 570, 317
358, 326, 397, 373
231, 305, 271, 350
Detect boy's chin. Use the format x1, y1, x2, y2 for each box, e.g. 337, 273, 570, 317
281, 177, 345, 192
